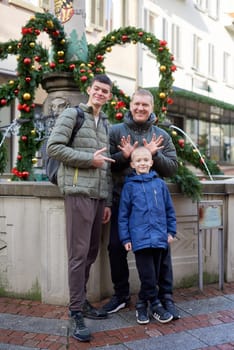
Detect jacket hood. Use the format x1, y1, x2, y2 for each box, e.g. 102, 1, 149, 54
123, 111, 157, 131
126, 170, 159, 183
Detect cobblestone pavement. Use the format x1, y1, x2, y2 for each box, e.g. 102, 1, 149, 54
1, 282, 234, 349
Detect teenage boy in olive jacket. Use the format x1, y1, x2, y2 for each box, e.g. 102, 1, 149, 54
47, 74, 114, 343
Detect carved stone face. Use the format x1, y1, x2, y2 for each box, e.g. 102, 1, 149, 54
49, 97, 70, 117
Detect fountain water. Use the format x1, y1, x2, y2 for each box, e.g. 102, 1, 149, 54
169, 124, 214, 181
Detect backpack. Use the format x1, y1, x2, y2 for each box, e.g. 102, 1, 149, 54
46, 106, 85, 185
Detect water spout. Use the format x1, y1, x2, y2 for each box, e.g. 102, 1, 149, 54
169, 124, 214, 181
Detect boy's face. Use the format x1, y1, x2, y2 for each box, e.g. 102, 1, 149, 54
130, 149, 153, 174
87, 81, 112, 108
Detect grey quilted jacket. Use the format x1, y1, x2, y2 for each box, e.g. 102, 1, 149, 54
46, 103, 112, 206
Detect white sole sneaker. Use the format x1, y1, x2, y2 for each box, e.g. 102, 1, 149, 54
152, 312, 173, 323
136, 311, 150, 324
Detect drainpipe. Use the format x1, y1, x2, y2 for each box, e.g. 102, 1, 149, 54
137, 0, 144, 88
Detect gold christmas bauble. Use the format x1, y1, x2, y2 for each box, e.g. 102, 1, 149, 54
160, 65, 167, 72
46, 20, 54, 29
57, 51, 64, 57
159, 92, 166, 99
23, 93, 31, 100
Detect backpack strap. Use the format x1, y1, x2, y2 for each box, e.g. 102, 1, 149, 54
68, 106, 85, 146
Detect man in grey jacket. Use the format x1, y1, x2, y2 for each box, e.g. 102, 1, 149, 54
47, 74, 114, 342
102, 89, 180, 320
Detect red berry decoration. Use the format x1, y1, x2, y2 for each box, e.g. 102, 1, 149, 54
167, 97, 174, 105
115, 112, 123, 120
22, 171, 29, 178
121, 35, 128, 42
17, 154, 22, 160
69, 64, 76, 70
0, 98, 7, 106
80, 76, 88, 82
34, 56, 41, 62
23, 58, 31, 65
49, 62, 56, 69
25, 77, 31, 83
178, 139, 185, 148
96, 55, 104, 61
21, 135, 28, 142
138, 31, 144, 37
159, 40, 167, 46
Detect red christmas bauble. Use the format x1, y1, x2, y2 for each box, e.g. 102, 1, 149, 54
178, 139, 185, 148
115, 112, 123, 120
80, 76, 88, 82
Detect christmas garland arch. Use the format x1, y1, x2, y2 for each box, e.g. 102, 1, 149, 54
0, 12, 222, 199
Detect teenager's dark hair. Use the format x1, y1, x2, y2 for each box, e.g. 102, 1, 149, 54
90, 74, 113, 88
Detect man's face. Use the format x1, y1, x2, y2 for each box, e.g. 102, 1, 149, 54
130, 94, 153, 123
87, 81, 112, 108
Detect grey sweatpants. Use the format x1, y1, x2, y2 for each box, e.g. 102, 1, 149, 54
64, 195, 105, 311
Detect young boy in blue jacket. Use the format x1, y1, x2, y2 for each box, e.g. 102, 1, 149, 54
118, 146, 177, 325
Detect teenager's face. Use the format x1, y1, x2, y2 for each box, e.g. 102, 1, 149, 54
87, 81, 112, 108
131, 149, 153, 174
130, 94, 153, 123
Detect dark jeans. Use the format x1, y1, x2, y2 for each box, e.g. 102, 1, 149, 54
108, 196, 173, 299
135, 248, 163, 303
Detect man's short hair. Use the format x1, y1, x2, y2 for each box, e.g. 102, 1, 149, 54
131, 89, 154, 106
90, 74, 113, 88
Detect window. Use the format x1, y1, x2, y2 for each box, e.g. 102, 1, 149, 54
9, 0, 41, 11
208, 0, 219, 19
162, 18, 168, 42
171, 24, 181, 62
121, 0, 129, 27
208, 43, 215, 78
195, 0, 219, 19
86, 0, 105, 30
193, 34, 202, 71
144, 9, 157, 35
107, 0, 129, 31
195, 0, 208, 12
223, 52, 234, 86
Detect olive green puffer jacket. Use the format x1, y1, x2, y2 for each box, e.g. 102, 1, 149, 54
46, 103, 112, 206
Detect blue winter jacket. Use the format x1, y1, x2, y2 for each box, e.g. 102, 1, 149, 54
118, 170, 176, 252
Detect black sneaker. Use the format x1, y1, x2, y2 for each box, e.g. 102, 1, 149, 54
82, 299, 108, 319
102, 295, 130, 314
136, 300, 149, 325
151, 302, 173, 324
162, 300, 181, 320
71, 311, 91, 342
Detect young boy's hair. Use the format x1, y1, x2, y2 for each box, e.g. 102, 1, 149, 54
90, 74, 113, 88
131, 146, 152, 161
